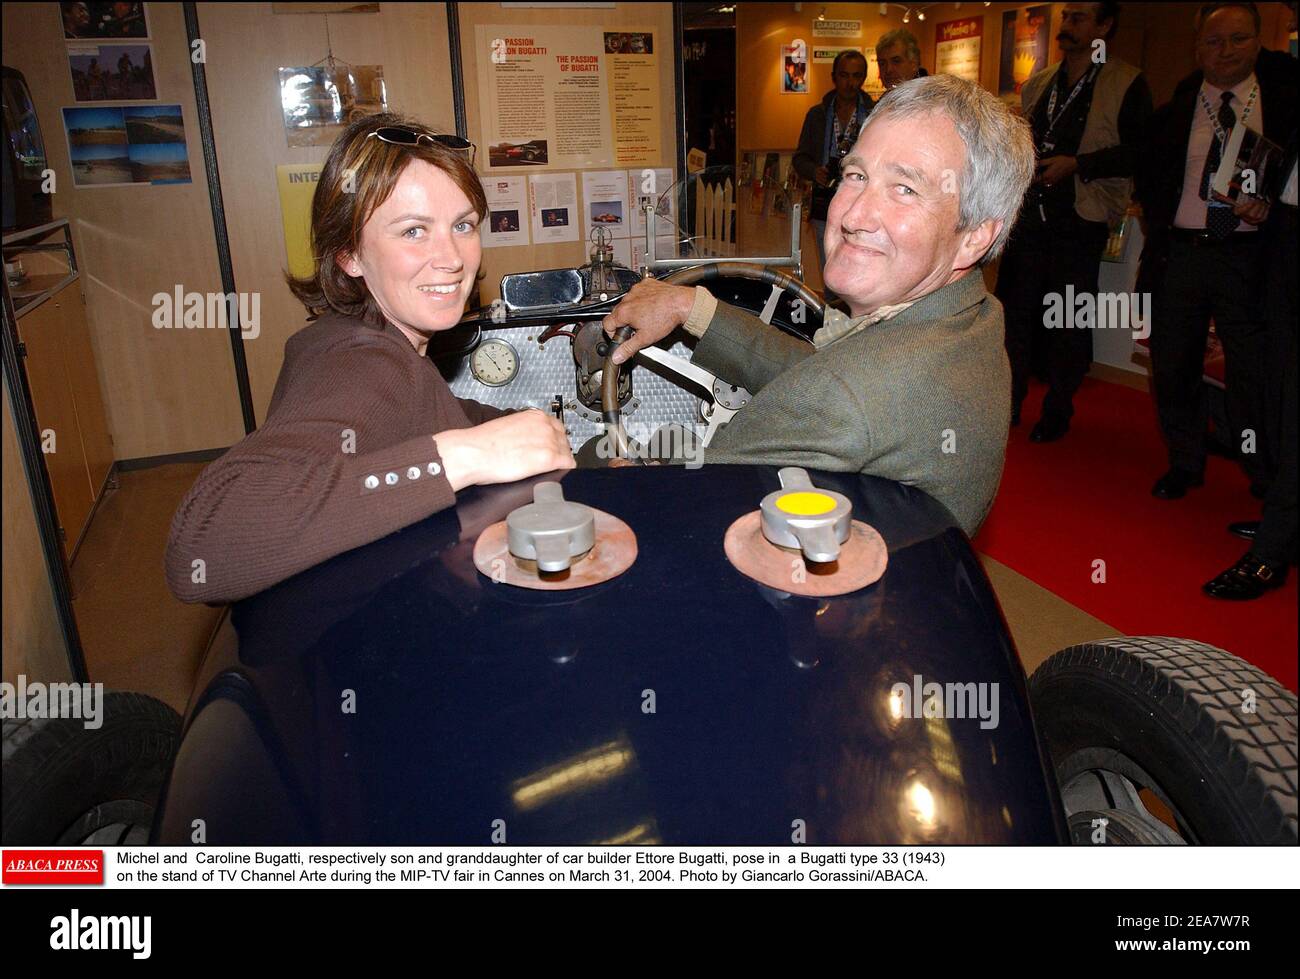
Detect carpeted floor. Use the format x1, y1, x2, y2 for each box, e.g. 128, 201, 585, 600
70, 464, 222, 712
975, 376, 1298, 692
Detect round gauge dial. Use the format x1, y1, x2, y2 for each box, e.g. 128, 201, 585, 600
470, 338, 520, 387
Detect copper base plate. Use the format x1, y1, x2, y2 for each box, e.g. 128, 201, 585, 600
473, 508, 637, 590
723, 510, 887, 597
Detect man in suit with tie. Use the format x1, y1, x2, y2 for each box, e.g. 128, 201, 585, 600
1203, 125, 1298, 598
1205, 7, 1298, 599
1137, 2, 1297, 502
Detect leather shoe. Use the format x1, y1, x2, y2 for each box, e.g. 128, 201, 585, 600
1203, 554, 1287, 600
1228, 520, 1260, 540
1151, 469, 1204, 499
1030, 416, 1069, 443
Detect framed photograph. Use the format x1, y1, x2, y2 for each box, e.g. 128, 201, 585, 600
61, 2, 150, 40
63, 104, 191, 186
279, 64, 387, 148
68, 43, 156, 101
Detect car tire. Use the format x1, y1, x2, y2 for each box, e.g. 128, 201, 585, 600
1029, 637, 1297, 845
2, 691, 181, 845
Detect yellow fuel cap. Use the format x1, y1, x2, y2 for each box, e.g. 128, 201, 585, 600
775, 491, 838, 516
759, 468, 852, 563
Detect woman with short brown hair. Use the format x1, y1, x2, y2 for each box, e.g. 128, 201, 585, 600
165, 114, 572, 604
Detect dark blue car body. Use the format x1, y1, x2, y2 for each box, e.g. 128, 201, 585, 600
152, 464, 1068, 845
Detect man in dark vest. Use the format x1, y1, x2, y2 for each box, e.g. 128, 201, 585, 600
1137, 2, 1297, 502
996, 2, 1151, 441
793, 50, 874, 295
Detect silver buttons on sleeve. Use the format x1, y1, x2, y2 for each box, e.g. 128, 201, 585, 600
363, 464, 442, 494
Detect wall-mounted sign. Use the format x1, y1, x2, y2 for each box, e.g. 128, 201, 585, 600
812, 47, 884, 97
276, 163, 323, 277
812, 19, 861, 38
935, 17, 983, 84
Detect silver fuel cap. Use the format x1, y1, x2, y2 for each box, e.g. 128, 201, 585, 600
506, 482, 596, 572
759, 467, 852, 563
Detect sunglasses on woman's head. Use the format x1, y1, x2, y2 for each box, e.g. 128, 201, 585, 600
367, 126, 475, 164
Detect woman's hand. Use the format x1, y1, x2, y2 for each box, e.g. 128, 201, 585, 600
434, 409, 575, 492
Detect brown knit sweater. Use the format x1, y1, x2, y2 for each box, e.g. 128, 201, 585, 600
164, 312, 504, 604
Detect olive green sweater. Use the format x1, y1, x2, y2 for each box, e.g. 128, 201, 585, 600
697, 271, 1011, 536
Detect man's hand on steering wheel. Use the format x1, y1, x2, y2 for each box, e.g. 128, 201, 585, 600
601, 278, 696, 365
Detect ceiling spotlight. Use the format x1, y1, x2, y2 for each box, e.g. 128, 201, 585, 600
917, 9, 925, 19
818, 6, 827, 21
879, 2, 888, 14
903, 9, 911, 23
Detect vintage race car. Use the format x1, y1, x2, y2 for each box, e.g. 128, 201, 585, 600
3, 179, 1294, 848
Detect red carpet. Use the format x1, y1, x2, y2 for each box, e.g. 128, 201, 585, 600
975, 376, 1297, 692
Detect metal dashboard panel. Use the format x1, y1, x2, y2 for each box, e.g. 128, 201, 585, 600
447, 327, 706, 451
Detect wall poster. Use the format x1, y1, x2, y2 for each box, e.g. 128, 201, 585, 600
781, 40, 808, 94
482, 174, 530, 248
528, 171, 579, 244
476, 25, 662, 171
935, 17, 983, 85
276, 163, 323, 278
999, 5, 1052, 102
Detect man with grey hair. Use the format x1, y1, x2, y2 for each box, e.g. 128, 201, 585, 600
603, 75, 1035, 536
877, 28, 928, 90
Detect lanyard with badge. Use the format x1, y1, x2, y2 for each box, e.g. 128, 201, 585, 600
1199, 82, 1258, 151
1037, 63, 1100, 155
822, 98, 866, 192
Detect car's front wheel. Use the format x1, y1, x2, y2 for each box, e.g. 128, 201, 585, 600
2, 691, 181, 845
1029, 637, 1297, 845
